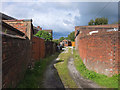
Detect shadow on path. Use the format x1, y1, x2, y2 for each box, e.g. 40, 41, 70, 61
43, 56, 65, 89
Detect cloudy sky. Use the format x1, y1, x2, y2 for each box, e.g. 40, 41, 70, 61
1, 1, 118, 39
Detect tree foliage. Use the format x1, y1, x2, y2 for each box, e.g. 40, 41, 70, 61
88, 17, 108, 25
58, 31, 75, 43
88, 19, 94, 25
59, 37, 65, 42
67, 31, 75, 41
35, 30, 52, 41
52, 39, 59, 44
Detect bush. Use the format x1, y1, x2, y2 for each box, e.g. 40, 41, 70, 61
35, 30, 52, 41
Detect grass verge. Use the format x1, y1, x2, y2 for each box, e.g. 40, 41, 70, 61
54, 48, 78, 88
17, 52, 60, 88
73, 49, 119, 88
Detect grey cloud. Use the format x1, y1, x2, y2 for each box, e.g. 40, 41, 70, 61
63, 19, 72, 25
1, 2, 118, 39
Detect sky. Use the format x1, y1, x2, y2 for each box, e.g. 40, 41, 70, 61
0, 1, 118, 39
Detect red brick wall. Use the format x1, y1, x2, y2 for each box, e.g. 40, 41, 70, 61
39, 38, 45, 59
75, 24, 119, 76
2, 35, 57, 88
2, 34, 32, 88
32, 36, 45, 61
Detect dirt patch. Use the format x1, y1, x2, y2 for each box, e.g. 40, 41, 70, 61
68, 57, 101, 88
43, 59, 65, 88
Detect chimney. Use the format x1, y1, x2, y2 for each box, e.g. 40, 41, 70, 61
37, 26, 42, 31
40, 27, 42, 31
37, 26, 40, 30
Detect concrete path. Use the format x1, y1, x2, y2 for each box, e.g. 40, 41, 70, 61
67, 47, 101, 88
43, 58, 65, 89
68, 57, 101, 88
43, 47, 101, 89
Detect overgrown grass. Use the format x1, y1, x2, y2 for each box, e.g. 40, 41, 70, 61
55, 48, 78, 88
17, 52, 60, 88
73, 49, 119, 88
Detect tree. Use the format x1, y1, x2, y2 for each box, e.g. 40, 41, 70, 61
67, 31, 75, 41
52, 39, 59, 44
58, 31, 75, 42
94, 17, 108, 25
35, 30, 52, 41
88, 19, 94, 25
60, 31, 75, 42
65, 37, 68, 40
59, 37, 65, 42
88, 17, 108, 25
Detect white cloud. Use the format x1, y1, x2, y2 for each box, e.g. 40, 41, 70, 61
1, 1, 118, 34
33, 8, 80, 32
1, 0, 119, 2
1, 2, 81, 33
1, 2, 118, 39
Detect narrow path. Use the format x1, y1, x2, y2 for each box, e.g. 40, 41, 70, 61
43, 58, 65, 88
68, 48, 101, 88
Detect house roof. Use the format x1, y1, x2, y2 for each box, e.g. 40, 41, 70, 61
2, 19, 32, 22
3, 19, 34, 35
33, 26, 39, 31
1, 21, 25, 36
0, 12, 16, 20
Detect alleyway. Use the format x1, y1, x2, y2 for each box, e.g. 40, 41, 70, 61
43, 58, 64, 88
43, 47, 101, 88
68, 54, 101, 88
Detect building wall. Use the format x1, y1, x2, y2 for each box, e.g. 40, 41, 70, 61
75, 24, 119, 76
2, 34, 32, 88
62, 40, 72, 47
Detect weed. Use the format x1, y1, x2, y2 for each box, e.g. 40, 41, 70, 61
73, 49, 119, 88
55, 48, 78, 88
17, 52, 60, 88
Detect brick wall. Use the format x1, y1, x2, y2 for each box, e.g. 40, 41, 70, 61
2, 34, 57, 88
45, 41, 57, 56
2, 21, 57, 88
32, 36, 45, 62
32, 37, 57, 64
75, 24, 119, 76
2, 34, 32, 88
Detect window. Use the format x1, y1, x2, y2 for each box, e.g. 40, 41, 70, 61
65, 41, 67, 44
